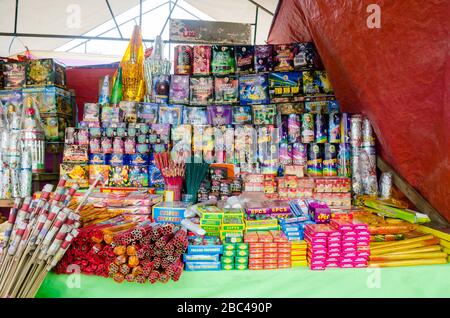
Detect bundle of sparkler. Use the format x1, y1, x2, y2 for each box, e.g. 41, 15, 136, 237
0, 174, 100, 298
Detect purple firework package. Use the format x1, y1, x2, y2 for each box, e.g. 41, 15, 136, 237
169, 74, 190, 104
152, 74, 170, 103
255, 45, 273, 73
293, 42, 319, 71
190, 76, 214, 105
207, 106, 232, 125
236, 45, 255, 74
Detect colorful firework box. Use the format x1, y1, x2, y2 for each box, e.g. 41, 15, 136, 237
193, 45, 211, 75
169, 74, 190, 104
207, 105, 232, 125
183, 106, 207, 125
22, 86, 72, 115
158, 104, 183, 125
152, 74, 170, 103
128, 165, 149, 187
187, 236, 223, 254
255, 45, 273, 73
108, 165, 130, 187
214, 75, 239, 104
189, 76, 214, 105
268, 72, 303, 103
232, 106, 252, 124
273, 44, 295, 72
211, 45, 236, 75
88, 164, 110, 185
152, 201, 190, 224
26, 58, 66, 87
2, 62, 26, 88
137, 103, 159, 123
293, 43, 319, 71
238, 74, 269, 105
0, 89, 22, 113
252, 104, 277, 125
236, 45, 255, 74
59, 163, 89, 188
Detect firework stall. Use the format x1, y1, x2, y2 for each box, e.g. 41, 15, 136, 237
0, 4, 449, 299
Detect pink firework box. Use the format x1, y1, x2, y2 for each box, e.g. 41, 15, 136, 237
340, 257, 355, 264
307, 258, 326, 267
310, 265, 326, 270
307, 242, 327, 250
342, 235, 357, 243
354, 256, 369, 263
326, 262, 339, 268
358, 251, 370, 258
330, 219, 354, 232
307, 252, 327, 261
354, 262, 368, 268
328, 236, 341, 243
304, 232, 327, 244
193, 45, 211, 75
342, 241, 356, 248
342, 246, 357, 254
328, 241, 341, 249
342, 230, 358, 236
327, 247, 341, 254
327, 251, 341, 258
340, 263, 354, 268
304, 224, 340, 237
341, 251, 357, 258
326, 257, 340, 263
308, 248, 327, 256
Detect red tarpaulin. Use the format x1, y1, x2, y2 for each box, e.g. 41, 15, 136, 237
268, 0, 449, 221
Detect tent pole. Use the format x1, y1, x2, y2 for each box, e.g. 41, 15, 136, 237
254, 6, 259, 45
105, 0, 123, 39
139, 0, 143, 28
14, 0, 19, 34
160, 0, 178, 36
247, 0, 274, 16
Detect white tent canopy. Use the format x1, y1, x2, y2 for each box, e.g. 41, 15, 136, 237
0, 0, 277, 66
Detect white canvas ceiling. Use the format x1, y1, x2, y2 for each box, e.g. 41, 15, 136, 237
0, 0, 278, 63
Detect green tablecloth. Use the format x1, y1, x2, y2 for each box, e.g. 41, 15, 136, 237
36, 264, 450, 298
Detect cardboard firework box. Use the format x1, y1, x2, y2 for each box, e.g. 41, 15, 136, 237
26, 58, 67, 87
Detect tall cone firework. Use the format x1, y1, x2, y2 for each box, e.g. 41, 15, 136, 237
110, 66, 123, 105
121, 25, 146, 102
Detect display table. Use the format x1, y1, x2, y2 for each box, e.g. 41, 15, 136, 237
36, 264, 450, 298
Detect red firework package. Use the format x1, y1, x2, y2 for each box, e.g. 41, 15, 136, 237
273, 44, 295, 72
193, 45, 211, 75
174, 45, 193, 75
236, 45, 255, 74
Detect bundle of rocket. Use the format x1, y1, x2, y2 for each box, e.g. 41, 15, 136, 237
0, 175, 94, 298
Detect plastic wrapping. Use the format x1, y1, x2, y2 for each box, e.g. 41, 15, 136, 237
379, 172, 393, 199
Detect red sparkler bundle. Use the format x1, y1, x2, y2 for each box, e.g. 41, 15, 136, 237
107, 222, 188, 284
154, 152, 185, 200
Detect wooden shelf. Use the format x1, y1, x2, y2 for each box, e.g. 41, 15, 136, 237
0, 199, 14, 208
32, 173, 59, 182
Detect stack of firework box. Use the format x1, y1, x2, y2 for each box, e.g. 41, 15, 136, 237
184, 236, 223, 271
221, 241, 249, 270
198, 206, 224, 237
220, 208, 245, 241
0, 58, 73, 142
291, 241, 308, 267
312, 177, 352, 208
245, 230, 291, 270
305, 222, 370, 270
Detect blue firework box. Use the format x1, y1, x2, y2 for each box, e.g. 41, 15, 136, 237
109, 153, 125, 166
152, 201, 190, 224
238, 74, 269, 105
184, 261, 221, 271
128, 153, 149, 166
183, 254, 220, 262
187, 236, 223, 255
88, 153, 107, 165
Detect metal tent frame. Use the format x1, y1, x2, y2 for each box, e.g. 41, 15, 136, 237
0, 0, 274, 53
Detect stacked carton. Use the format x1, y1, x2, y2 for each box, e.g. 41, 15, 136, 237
245, 230, 291, 270
183, 236, 223, 271
220, 241, 249, 270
